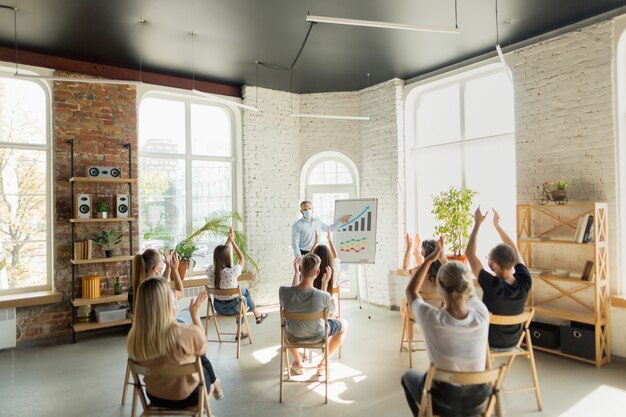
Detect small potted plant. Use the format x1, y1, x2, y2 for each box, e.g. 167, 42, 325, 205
548, 180, 567, 202
95, 202, 109, 219
92, 230, 124, 258
432, 186, 478, 260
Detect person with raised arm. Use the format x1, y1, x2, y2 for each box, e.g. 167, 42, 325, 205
465, 207, 532, 348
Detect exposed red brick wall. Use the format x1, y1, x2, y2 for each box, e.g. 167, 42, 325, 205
16, 72, 138, 342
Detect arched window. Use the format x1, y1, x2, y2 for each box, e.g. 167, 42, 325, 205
0, 71, 51, 294
616, 28, 626, 294
302, 152, 359, 296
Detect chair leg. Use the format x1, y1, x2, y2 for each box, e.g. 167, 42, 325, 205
280, 343, 285, 402
527, 349, 543, 411
400, 312, 408, 352
236, 316, 242, 359
243, 308, 253, 345
130, 385, 138, 417
324, 347, 329, 404
407, 322, 413, 368
121, 360, 131, 405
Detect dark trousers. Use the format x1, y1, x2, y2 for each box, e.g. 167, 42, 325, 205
147, 356, 217, 409
401, 369, 490, 417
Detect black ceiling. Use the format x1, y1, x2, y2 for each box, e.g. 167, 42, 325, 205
0, 0, 624, 93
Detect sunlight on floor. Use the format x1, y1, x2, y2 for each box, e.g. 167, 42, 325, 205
284, 362, 366, 404
252, 344, 280, 364
559, 385, 626, 416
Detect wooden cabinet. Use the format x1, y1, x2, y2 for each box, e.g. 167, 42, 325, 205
517, 203, 611, 366
68, 140, 135, 342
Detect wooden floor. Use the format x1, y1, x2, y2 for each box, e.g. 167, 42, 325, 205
0, 300, 625, 417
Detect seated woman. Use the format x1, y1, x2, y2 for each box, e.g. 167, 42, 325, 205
401, 237, 490, 417
127, 277, 223, 408
206, 227, 267, 339
129, 247, 191, 324
310, 229, 341, 317
400, 233, 446, 349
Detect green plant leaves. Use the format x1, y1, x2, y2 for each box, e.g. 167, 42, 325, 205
431, 186, 478, 256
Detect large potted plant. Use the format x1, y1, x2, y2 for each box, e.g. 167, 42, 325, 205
92, 230, 124, 258
431, 186, 478, 260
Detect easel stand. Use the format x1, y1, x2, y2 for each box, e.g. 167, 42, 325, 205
356, 264, 372, 319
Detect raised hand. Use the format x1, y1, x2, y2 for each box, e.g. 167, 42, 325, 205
313, 230, 319, 247
405, 232, 413, 250
321, 265, 332, 287
492, 208, 501, 228
189, 290, 207, 320
163, 248, 172, 266
474, 206, 489, 225
171, 251, 180, 270
293, 256, 302, 273
227, 226, 234, 244
414, 233, 421, 251
425, 236, 444, 262
341, 215, 351, 223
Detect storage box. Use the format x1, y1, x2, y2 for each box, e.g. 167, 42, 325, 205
95, 305, 128, 323
81, 275, 101, 299
560, 322, 595, 360
529, 321, 560, 349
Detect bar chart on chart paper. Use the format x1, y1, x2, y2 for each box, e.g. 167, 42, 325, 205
333, 199, 378, 264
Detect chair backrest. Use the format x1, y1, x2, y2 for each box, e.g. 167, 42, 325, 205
489, 308, 534, 327
204, 286, 242, 297
421, 364, 507, 417
328, 285, 340, 296
281, 308, 328, 322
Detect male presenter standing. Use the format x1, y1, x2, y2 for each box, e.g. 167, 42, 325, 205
292, 200, 350, 257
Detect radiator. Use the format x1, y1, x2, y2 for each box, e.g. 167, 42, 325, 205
0, 308, 16, 349
180, 286, 208, 318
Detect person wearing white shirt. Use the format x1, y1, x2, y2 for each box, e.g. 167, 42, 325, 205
401, 237, 490, 417
291, 200, 350, 257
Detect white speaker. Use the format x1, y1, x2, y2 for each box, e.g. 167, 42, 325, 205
116, 194, 129, 218
75, 194, 92, 219
87, 166, 121, 179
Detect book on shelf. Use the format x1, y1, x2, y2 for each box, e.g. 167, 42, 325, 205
582, 215, 594, 243
581, 260, 594, 281
73, 240, 93, 260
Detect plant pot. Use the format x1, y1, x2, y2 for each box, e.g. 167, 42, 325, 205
446, 254, 467, 263
177, 262, 189, 280
549, 190, 567, 201
97, 212, 108, 219
104, 249, 113, 258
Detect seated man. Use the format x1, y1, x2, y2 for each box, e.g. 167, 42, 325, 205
279, 254, 348, 376
465, 207, 532, 348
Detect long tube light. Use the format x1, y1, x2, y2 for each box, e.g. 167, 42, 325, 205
13, 73, 142, 85
291, 113, 370, 121
495, 44, 513, 80
192, 89, 259, 112
306, 15, 460, 34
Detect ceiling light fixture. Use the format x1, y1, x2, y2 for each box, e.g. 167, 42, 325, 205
290, 73, 371, 121
1, 4, 141, 85
188, 30, 258, 112
306, 1, 459, 34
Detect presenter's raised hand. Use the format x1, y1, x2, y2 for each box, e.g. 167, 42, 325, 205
341, 215, 351, 223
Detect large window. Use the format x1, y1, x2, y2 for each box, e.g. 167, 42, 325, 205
302, 152, 359, 296
407, 66, 516, 259
139, 95, 236, 274
0, 75, 51, 294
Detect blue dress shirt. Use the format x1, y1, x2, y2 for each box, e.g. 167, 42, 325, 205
291, 217, 342, 257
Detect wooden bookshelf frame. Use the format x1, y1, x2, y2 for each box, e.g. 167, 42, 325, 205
517, 203, 611, 367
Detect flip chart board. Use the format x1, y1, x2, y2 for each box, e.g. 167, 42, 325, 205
333, 198, 378, 264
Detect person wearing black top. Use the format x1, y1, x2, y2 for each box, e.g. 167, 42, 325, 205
465, 207, 532, 348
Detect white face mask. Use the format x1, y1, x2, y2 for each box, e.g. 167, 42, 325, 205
302, 210, 312, 219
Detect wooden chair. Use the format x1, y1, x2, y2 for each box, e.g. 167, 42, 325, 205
418, 364, 507, 417
486, 308, 542, 412
399, 292, 442, 368
128, 357, 212, 417
204, 285, 252, 358
328, 285, 342, 358
279, 307, 330, 404
121, 358, 132, 405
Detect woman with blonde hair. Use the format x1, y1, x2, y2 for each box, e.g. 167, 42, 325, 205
127, 277, 223, 408
401, 237, 490, 416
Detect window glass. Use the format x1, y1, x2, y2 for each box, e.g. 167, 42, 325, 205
416, 84, 461, 147
0, 77, 49, 292
465, 72, 515, 139
139, 98, 185, 154
191, 104, 231, 157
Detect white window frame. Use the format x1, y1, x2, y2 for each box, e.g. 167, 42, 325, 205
404, 62, 513, 234
301, 151, 360, 200
138, 88, 242, 277
615, 27, 626, 295
0, 66, 53, 295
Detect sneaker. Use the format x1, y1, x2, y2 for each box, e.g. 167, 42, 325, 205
212, 378, 225, 400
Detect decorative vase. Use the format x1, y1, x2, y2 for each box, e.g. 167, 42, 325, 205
104, 249, 113, 258
114, 276, 122, 295
177, 261, 189, 280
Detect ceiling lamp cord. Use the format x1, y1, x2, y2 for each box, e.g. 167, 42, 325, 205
257, 21, 315, 72
454, 0, 458, 30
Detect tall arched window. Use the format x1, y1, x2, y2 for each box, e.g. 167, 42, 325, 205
0, 72, 51, 294
616, 28, 626, 295
302, 151, 359, 296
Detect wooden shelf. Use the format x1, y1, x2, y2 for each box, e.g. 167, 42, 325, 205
71, 318, 132, 333
0, 291, 63, 309
519, 238, 592, 246
532, 275, 595, 286
71, 256, 134, 265
70, 177, 136, 184
72, 293, 128, 307
70, 218, 135, 223
533, 305, 604, 325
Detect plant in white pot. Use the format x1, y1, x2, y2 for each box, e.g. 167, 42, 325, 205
431, 186, 478, 261
95, 202, 109, 219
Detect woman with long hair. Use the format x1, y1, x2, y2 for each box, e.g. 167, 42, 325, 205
129, 247, 188, 323
207, 227, 267, 339
309, 229, 341, 316
127, 277, 223, 407
401, 238, 490, 416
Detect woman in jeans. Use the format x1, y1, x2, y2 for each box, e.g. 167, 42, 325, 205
206, 227, 267, 339
127, 277, 224, 408
402, 237, 490, 416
